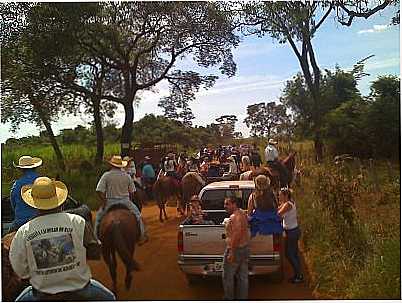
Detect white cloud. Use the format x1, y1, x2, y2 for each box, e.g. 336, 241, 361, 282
358, 24, 390, 34
364, 57, 400, 71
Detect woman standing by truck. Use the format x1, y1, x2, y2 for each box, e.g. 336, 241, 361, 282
277, 188, 304, 283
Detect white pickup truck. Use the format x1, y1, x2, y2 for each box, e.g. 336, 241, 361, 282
177, 181, 283, 283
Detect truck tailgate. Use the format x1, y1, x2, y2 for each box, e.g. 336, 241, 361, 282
182, 225, 274, 256
182, 225, 226, 255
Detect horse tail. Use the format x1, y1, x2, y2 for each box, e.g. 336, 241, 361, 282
111, 221, 140, 272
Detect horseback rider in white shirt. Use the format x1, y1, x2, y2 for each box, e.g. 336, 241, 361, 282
264, 139, 289, 187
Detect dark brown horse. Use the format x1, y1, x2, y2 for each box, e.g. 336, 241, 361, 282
248, 152, 296, 190
99, 205, 140, 296
153, 175, 182, 222
181, 172, 205, 215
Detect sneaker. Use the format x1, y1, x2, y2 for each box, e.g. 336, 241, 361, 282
291, 274, 304, 283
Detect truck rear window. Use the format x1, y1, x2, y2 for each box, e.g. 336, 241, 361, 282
201, 189, 253, 210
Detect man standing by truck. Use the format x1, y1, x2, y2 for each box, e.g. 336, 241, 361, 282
222, 196, 250, 300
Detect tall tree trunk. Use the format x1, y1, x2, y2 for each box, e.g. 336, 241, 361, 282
314, 132, 323, 163
92, 97, 104, 164
121, 101, 134, 157
33, 104, 66, 171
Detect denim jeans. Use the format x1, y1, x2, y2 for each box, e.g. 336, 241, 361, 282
222, 245, 249, 300
285, 227, 302, 277
15, 279, 116, 301
94, 197, 146, 240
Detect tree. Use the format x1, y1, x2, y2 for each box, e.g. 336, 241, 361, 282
1, 4, 73, 171
216, 115, 238, 140
35, 2, 240, 156
365, 75, 400, 158
244, 102, 290, 138
239, 1, 393, 161
281, 66, 362, 142
23, 3, 119, 163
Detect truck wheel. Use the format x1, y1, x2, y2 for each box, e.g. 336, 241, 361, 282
186, 274, 200, 284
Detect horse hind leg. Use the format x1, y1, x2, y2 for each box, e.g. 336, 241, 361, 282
163, 201, 168, 220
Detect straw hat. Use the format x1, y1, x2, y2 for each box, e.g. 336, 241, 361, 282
268, 139, 277, 145
21, 177, 68, 210
108, 155, 128, 168
13, 156, 42, 169
255, 175, 270, 191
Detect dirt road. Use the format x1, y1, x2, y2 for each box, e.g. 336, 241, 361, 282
89, 203, 314, 300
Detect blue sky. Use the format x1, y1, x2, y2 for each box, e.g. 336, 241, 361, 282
0, 4, 399, 143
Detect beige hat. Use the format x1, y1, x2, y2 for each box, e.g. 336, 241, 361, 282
21, 177, 68, 210
268, 139, 277, 145
108, 155, 128, 168
13, 156, 43, 169
255, 175, 270, 191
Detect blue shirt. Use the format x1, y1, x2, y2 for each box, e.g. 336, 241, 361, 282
142, 164, 155, 179
10, 169, 40, 228
249, 209, 283, 237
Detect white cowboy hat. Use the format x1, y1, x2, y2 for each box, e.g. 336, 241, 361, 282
268, 138, 278, 145
108, 155, 128, 168
21, 177, 68, 210
13, 156, 43, 169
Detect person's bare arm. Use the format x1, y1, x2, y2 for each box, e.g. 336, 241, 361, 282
247, 194, 254, 216
277, 202, 292, 217
96, 191, 107, 209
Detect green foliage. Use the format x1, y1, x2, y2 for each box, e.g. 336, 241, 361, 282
295, 153, 400, 299
132, 114, 220, 147
348, 238, 400, 299
244, 102, 291, 138
365, 76, 400, 158
324, 75, 400, 158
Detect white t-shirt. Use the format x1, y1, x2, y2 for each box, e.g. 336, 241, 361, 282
228, 161, 239, 174
124, 162, 136, 177
96, 168, 135, 199
265, 144, 279, 162
9, 213, 92, 294
282, 201, 298, 230
164, 159, 176, 172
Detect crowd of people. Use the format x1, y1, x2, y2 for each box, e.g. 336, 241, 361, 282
5, 138, 302, 300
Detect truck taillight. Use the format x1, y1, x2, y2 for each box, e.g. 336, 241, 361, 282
178, 230, 183, 253
273, 234, 282, 252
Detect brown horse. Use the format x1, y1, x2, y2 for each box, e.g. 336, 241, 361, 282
153, 175, 182, 222
99, 205, 140, 296
181, 172, 205, 215
2, 232, 27, 301
248, 152, 297, 190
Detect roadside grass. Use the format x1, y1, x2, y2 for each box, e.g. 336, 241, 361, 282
294, 154, 400, 299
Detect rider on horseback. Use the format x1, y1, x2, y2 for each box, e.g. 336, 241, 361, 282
264, 139, 290, 187
95, 155, 148, 246
163, 152, 180, 181
9, 177, 115, 301
9, 156, 42, 232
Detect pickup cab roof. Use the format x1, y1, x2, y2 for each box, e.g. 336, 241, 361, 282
202, 180, 255, 190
